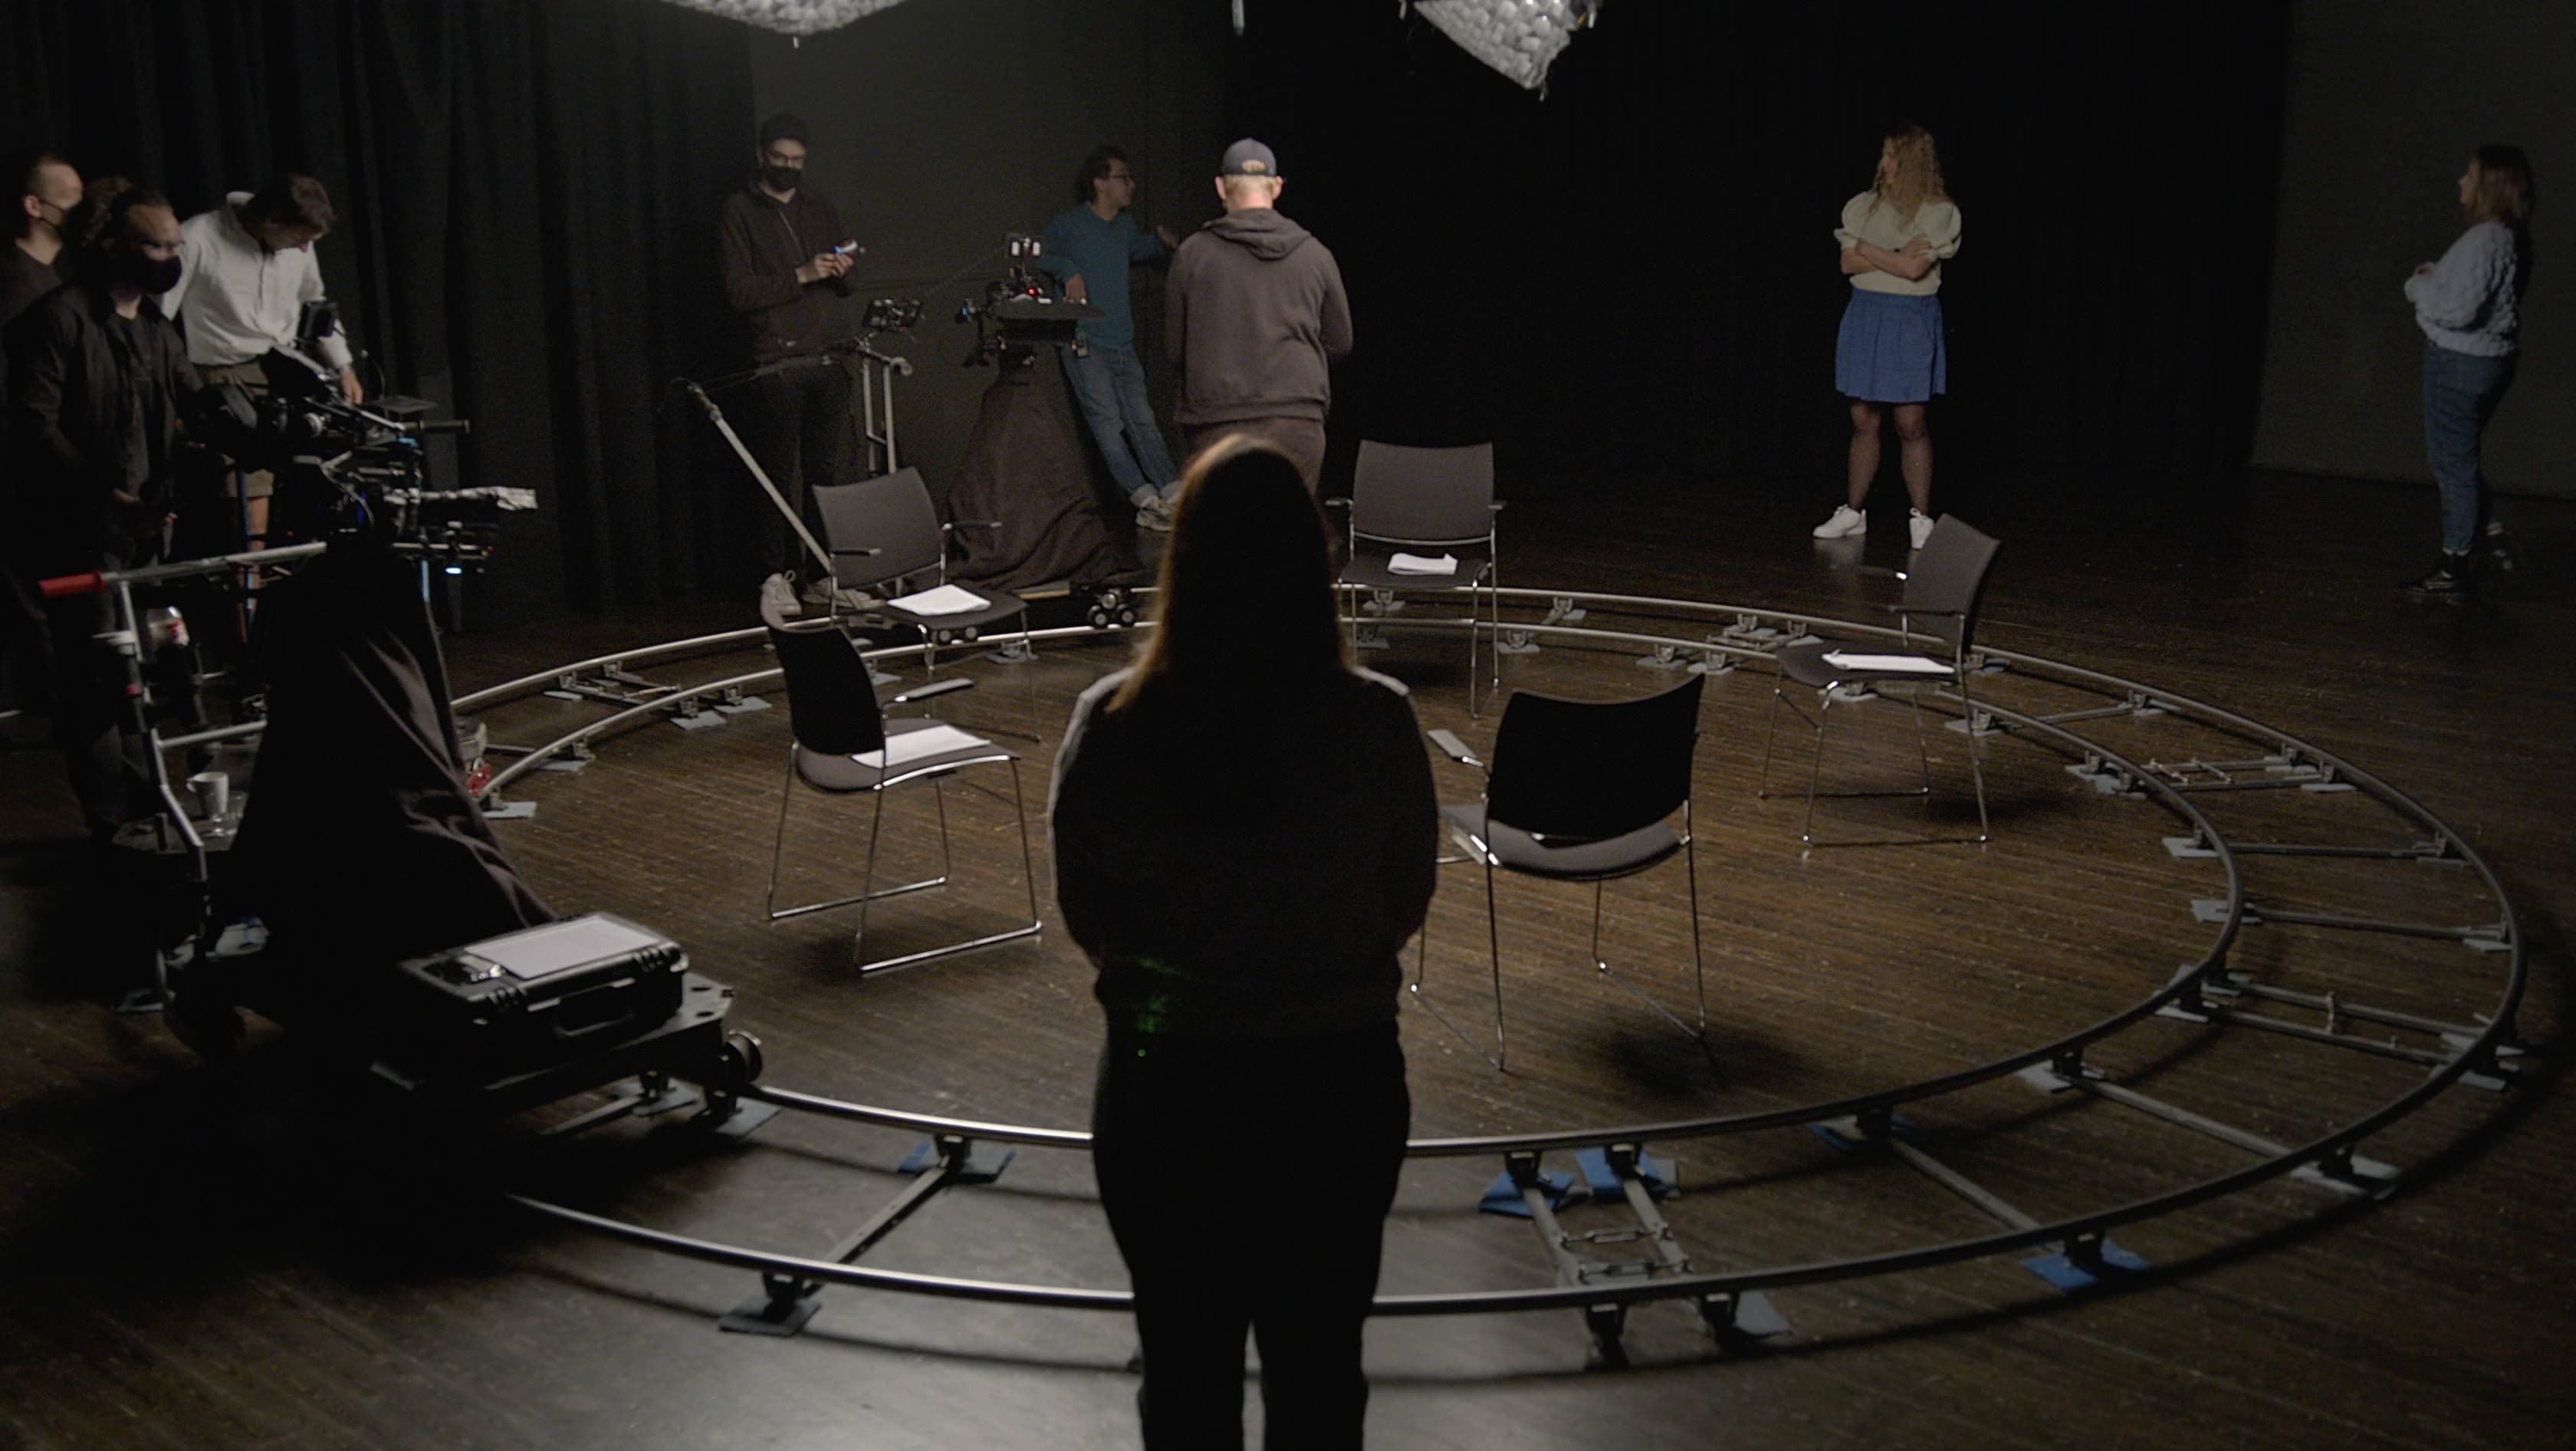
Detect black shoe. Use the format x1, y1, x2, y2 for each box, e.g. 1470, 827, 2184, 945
2400, 554, 2473, 600
2483, 525, 2525, 578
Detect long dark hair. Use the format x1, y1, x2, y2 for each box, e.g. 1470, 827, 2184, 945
1111, 435, 1349, 714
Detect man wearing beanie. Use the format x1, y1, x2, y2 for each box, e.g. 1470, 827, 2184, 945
1164, 138, 1352, 492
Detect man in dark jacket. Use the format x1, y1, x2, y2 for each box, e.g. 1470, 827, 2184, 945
5, 182, 199, 835
2, 150, 84, 717
717, 113, 858, 588
1165, 139, 1352, 492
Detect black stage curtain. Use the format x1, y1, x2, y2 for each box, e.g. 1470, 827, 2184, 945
1224, 4, 2289, 486
2, 0, 755, 616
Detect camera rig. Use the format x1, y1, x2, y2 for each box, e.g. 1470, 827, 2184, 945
956, 232, 1102, 365
193, 345, 524, 562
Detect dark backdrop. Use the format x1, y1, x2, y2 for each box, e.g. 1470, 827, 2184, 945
1224, 4, 2291, 496
2, 0, 755, 618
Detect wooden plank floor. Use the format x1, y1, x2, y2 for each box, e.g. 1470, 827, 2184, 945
2, 466, 2570, 1449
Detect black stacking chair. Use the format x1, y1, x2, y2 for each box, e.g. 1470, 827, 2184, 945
1420, 673, 1707, 1072
761, 594, 1040, 976
1756, 515, 2002, 848
1328, 442, 1501, 716
812, 467, 1029, 656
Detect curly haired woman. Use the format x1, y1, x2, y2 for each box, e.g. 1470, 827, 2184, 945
2400, 145, 2533, 600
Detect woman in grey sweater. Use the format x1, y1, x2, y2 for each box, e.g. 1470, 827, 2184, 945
1050, 435, 1435, 1448
2401, 145, 2534, 599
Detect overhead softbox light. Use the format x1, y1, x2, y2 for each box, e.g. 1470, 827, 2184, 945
1407, 0, 1602, 92
656, 0, 913, 38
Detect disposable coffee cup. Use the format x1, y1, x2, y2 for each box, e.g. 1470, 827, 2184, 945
187, 771, 230, 827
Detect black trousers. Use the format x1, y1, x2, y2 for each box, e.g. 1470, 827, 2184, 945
734, 359, 853, 575
1092, 1022, 1409, 1450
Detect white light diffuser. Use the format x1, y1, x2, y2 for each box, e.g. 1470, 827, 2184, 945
656, 0, 914, 38
1408, 0, 1602, 91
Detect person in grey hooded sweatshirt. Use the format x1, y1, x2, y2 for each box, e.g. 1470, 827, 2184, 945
1164, 138, 1352, 492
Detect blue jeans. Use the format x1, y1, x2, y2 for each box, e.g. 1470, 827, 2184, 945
2421, 341, 2515, 555
1063, 343, 1179, 503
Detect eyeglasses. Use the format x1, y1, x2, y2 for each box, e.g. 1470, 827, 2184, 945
1103, 172, 1138, 183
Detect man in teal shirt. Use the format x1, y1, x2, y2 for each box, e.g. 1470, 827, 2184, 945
1034, 146, 1182, 531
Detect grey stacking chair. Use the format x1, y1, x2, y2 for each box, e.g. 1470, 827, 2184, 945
812, 467, 1028, 652
1756, 515, 2002, 848
761, 593, 1040, 975
1328, 441, 1501, 716
1419, 673, 1707, 1072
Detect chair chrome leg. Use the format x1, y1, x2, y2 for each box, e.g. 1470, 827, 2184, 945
1007, 759, 1041, 929
1907, 691, 1938, 820
851, 788, 888, 966
932, 774, 954, 882
764, 749, 799, 921
1801, 693, 1832, 847
1957, 668, 1993, 844
1756, 684, 1785, 798
1684, 808, 1707, 1037
1484, 857, 1508, 1072
1405, 834, 1503, 1071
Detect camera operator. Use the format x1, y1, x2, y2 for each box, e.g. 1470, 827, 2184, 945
159, 173, 359, 555
5, 180, 201, 837
718, 113, 859, 602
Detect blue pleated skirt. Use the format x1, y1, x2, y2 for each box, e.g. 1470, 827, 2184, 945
1835, 288, 1947, 403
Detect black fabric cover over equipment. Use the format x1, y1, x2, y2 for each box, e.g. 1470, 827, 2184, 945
227, 545, 553, 1022
944, 363, 1132, 594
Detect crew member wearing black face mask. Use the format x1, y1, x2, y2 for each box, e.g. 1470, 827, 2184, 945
717, 112, 861, 600
4, 179, 202, 838
1, 150, 86, 721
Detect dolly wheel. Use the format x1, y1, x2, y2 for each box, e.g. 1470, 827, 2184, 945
719, 1029, 766, 1090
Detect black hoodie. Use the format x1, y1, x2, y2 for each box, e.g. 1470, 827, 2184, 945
1163, 206, 1352, 426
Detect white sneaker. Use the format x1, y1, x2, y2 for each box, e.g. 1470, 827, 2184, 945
1812, 505, 1866, 539
760, 572, 800, 618
1908, 510, 1935, 551
1135, 495, 1175, 533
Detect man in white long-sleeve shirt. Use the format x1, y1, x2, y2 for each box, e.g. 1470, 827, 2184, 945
161, 173, 362, 547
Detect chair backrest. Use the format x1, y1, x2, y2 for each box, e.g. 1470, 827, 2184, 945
1484, 673, 1704, 841
761, 591, 888, 756
813, 466, 943, 590
1349, 441, 1496, 547
1900, 516, 2002, 656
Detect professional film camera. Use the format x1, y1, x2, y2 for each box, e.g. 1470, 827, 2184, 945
191, 335, 523, 565
955, 232, 1101, 365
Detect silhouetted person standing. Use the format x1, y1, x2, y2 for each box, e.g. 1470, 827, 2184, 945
1051, 436, 1433, 1447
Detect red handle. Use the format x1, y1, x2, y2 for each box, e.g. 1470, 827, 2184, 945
39, 571, 103, 600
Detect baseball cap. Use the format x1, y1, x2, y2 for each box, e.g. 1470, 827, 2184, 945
1218, 138, 1278, 177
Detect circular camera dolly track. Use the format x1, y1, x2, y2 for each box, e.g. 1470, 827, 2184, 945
471, 587, 2528, 1361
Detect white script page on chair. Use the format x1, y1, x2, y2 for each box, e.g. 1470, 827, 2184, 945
1822, 651, 1950, 674
853, 724, 992, 768
1388, 552, 1460, 575
889, 584, 991, 616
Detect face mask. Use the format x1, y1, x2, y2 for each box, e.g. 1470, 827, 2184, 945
123, 252, 182, 293
764, 165, 801, 193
